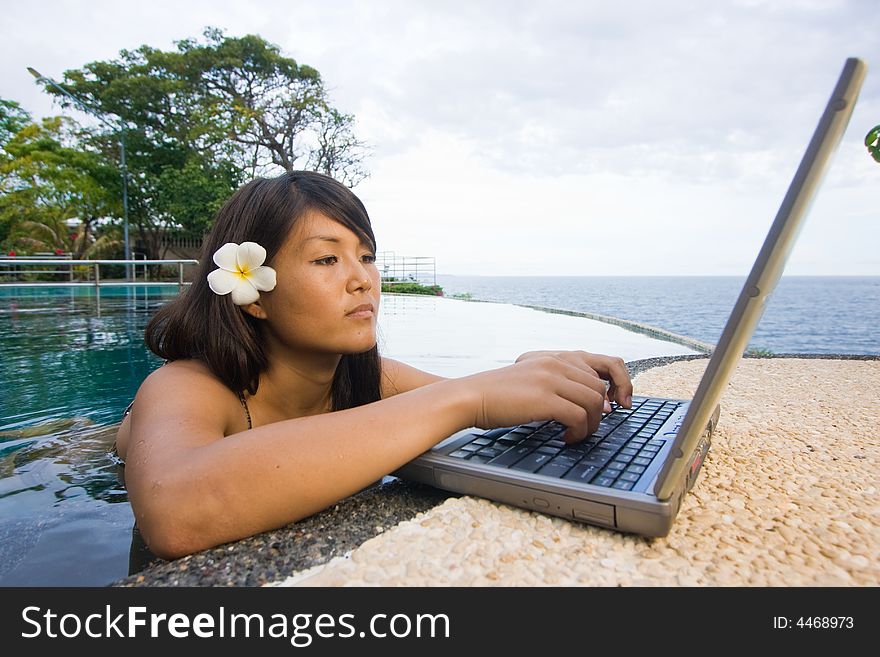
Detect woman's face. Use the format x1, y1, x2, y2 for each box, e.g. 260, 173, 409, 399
256, 212, 381, 356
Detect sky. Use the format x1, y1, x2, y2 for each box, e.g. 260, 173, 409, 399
2, 0, 878, 276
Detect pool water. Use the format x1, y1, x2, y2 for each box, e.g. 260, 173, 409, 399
0, 286, 174, 585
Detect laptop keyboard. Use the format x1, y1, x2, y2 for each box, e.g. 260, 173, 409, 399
447, 396, 683, 491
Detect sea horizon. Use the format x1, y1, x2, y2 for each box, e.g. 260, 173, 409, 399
433, 274, 880, 355
436, 273, 879, 278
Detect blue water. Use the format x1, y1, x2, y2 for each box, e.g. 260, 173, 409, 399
0, 286, 175, 586
437, 276, 880, 355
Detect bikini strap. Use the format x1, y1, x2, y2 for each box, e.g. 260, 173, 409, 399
237, 391, 253, 430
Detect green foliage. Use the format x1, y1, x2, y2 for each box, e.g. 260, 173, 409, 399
0, 99, 31, 149
33, 27, 368, 258
866, 125, 880, 163
153, 157, 240, 238
381, 282, 444, 296
0, 112, 120, 256
449, 292, 474, 300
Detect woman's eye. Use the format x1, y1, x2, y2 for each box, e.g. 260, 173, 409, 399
314, 254, 375, 266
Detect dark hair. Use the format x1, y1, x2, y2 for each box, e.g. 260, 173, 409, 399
145, 171, 382, 411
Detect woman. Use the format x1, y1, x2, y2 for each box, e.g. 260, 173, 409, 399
115, 171, 632, 560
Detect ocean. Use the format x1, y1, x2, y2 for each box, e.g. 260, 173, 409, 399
435, 275, 880, 355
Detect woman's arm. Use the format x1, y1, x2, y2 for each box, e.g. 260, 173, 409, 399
126, 365, 473, 559
126, 353, 614, 560
380, 357, 448, 397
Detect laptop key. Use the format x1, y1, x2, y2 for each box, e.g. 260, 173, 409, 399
594, 420, 621, 438
487, 445, 534, 468
482, 427, 515, 439
618, 471, 641, 483
477, 446, 504, 458
562, 463, 599, 483
449, 450, 472, 459
612, 480, 635, 491
593, 476, 616, 487
537, 460, 575, 478
551, 454, 579, 468
562, 444, 592, 457
581, 453, 612, 468
510, 452, 553, 473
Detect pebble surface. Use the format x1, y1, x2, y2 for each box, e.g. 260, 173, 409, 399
271, 357, 879, 587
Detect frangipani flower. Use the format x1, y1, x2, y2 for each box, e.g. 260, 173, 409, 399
207, 242, 277, 306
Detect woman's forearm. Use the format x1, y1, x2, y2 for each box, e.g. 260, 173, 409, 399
136, 377, 476, 558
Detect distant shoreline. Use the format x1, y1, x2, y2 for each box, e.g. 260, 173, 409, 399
436, 274, 880, 278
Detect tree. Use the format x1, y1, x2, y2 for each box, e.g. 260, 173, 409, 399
0, 108, 120, 257
42, 28, 370, 258
0, 99, 31, 149
866, 125, 880, 163
175, 29, 370, 184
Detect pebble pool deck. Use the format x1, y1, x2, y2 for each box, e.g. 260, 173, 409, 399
110, 297, 879, 586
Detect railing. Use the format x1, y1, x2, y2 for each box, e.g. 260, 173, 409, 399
132, 251, 149, 281
0, 258, 198, 287
376, 251, 436, 286
0, 253, 74, 282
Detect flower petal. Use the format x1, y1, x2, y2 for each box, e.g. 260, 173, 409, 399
238, 242, 267, 270
230, 279, 260, 306
213, 243, 240, 271
207, 268, 240, 295
247, 265, 277, 292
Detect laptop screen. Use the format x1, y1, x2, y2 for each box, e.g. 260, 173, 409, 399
653, 57, 868, 500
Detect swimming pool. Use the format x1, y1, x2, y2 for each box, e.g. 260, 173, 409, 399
0, 286, 697, 586
0, 286, 175, 585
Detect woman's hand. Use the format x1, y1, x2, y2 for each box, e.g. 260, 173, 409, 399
457, 352, 631, 444
515, 350, 632, 410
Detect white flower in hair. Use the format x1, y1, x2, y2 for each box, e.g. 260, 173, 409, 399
207, 242, 277, 306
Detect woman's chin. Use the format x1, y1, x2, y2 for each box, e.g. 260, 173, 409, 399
342, 337, 378, 354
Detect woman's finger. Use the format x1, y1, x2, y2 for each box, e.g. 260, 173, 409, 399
577, 352, 633, 408
550, 376, 605, 442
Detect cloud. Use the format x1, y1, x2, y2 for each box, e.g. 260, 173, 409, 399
2, 0, 877, 275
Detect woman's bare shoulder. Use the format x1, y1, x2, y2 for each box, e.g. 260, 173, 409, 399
137, 359, 240, 413
139, 359, 229, 394
117, 360, 243, 459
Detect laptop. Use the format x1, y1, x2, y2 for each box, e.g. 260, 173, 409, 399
393, 58, 867, 537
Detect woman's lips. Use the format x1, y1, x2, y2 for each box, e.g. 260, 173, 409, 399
346, 303, 374, 318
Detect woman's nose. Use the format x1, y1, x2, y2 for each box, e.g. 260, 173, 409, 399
346, 259, 373, 292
